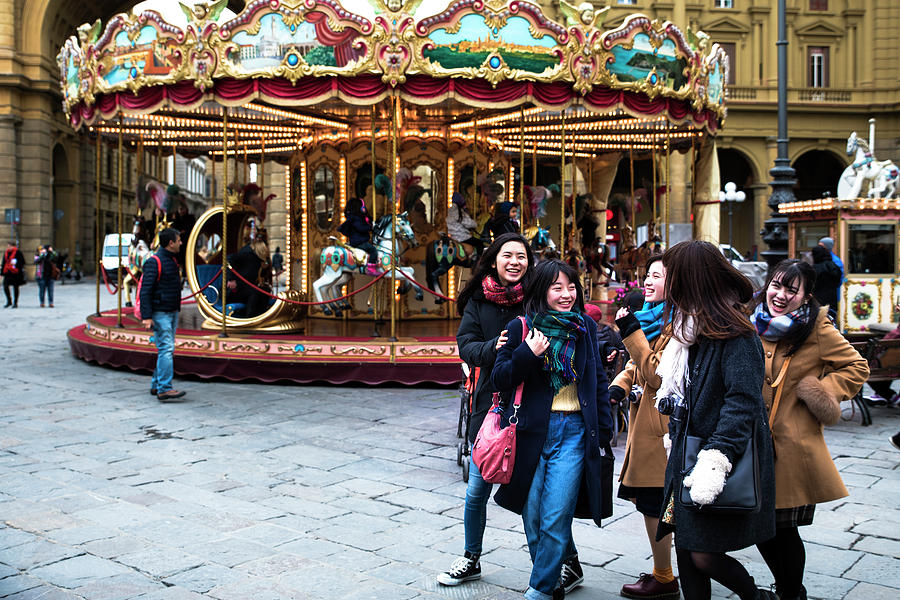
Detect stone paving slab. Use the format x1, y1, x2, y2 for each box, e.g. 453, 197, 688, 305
0, 282, 898, 599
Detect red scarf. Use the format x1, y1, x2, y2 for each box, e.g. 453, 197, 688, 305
481, 275, 524, 306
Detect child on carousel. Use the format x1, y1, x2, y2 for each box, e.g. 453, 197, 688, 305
338, 196, 379, 275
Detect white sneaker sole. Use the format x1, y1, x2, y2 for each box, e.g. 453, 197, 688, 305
436, 573, 481, 586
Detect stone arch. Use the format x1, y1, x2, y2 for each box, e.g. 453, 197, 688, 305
791, 149, 847, 200
52, 142, 78, 253
716, 147, 757, 255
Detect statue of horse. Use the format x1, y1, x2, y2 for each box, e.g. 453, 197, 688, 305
527, 225, 556, 259
839, 132, 899, 199
425, 236, 478, 304
616, 221, 661, 282
123, 216, 153, 308
312, 212, 423, 317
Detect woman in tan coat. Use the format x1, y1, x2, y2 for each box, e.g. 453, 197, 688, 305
750, 259, 868, 600
610, 255, 679, 600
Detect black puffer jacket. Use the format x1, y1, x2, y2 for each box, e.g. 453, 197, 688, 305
456, 285, 525, 444
138, 248, 182, 319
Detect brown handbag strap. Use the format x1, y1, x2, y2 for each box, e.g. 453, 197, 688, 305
768, 355, 793, 430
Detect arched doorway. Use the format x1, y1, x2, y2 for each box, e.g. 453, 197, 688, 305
792, 150, 845, 200
52, 144, 77, 257
717, 148, 756, 257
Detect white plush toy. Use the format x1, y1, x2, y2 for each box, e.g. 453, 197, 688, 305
683, 448, 732, 505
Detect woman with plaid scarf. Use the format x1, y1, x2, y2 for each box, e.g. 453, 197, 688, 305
492, 259, 614, 600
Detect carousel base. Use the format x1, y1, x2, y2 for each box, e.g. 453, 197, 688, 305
68, 307, 462, 386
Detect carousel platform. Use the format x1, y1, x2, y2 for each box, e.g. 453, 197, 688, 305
68, 307, 463, 386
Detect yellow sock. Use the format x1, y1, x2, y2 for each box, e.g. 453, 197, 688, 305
653, 567, 675, 584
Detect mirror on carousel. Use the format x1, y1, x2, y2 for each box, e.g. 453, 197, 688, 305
313, 165, 336, 231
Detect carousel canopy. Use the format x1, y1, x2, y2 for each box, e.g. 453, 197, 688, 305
58, 0, 728, 157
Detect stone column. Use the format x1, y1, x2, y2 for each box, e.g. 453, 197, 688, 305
589, 152, 620, 245
692, 138, 721, 244
749, 183, 769, 258
18, 118, 53, 260
0, 114, 20, 248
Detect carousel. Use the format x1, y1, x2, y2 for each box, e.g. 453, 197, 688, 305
780, 128, 899, 336
60, 0, 728, 384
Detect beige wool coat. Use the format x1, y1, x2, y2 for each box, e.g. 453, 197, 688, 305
612, 329, 671, 488
761, 307, 869, 509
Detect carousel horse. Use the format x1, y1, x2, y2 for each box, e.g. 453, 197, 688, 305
425, 236, 478, 304
839, 132, 899, 199
616, 221, 661, 282
312, 212, 423, 317
123, 216, 153, 307
527, 224, 556, 259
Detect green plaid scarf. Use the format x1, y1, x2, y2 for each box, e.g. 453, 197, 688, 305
531, 311, 586, 393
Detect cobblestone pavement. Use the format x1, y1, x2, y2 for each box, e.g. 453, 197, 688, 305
1, 281, 898, 599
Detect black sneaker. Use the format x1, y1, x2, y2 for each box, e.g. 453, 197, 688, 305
436, 551, 481, 586
891, 432, 900, 452
558, 554, 584, 594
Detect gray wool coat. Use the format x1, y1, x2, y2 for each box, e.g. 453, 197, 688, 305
658, 333, 776, 553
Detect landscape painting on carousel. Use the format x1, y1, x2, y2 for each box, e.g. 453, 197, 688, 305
103, 26, 178, 85
607, 32, 688, 90
227, 13, 363, 71
423, 13, 561, 73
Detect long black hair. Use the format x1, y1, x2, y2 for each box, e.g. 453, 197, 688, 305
752, 258, 819, 356
524, 259, 585, 317
457, 232, 535, 315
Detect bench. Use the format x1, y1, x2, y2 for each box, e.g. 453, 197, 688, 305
848, 336, 900, 426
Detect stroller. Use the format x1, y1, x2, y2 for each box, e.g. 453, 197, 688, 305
456, 363, 480, 482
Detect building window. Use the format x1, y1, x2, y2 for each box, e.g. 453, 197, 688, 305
719, 42, 736, 84
715, 0, 734, 8
847, 223, 896, 275
617, 0, 636, 5
809, 0, 828, 10
807, 47, 829, 88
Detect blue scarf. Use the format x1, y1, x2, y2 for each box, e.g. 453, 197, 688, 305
634, 301, 665, 341
752, 302, 810, 340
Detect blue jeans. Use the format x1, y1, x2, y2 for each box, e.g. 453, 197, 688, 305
150, 311, 178, 393
38, 279, 54, 305
523, 412, 585, 600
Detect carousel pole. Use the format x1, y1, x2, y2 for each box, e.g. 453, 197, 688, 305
665, 122, 671, 247
652, 144, 658, 227
95, 131, 101, 317
116, 114, 124, 328
389, 93, 399, 343
629, 145, 636, 238
560, 108, 566, 253
570, 139, 576, 250
243, 140, 249, 186
370, 104, 381, 334
690, 135, 697, 238
519, 107, 525, 232
220, 110, 229, 338
259, 135, 265, 192
210, 151, 216, 203
472, 120, 478, 219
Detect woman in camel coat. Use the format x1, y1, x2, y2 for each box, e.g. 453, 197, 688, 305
610, 255, 679, 599
751, 259, 868, 600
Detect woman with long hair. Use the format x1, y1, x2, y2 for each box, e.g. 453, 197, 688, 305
751, 259, 867, 600
610, 254, 679, 599
438, 233, 541, 587
491, 259, 613, 600
656, 240, 776, 600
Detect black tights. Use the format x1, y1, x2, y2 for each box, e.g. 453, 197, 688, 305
757, 526, 806, 598
3, 282, 19, 306
676, 548, 758, 600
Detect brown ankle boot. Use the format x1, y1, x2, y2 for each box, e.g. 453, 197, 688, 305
621, 573, 680, 599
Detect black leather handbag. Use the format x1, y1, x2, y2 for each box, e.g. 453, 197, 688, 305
680, 421, 761, 514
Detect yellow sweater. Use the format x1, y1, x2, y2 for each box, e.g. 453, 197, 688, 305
551, 382, 581, 412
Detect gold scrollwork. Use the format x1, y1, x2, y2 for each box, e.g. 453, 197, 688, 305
277, 345, 324, 353
398, 346, 457, 356
221, 342, 271, 353
329, 345, 387, 356
177, 339, 214, 350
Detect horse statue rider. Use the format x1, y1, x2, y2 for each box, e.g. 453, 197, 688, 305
839, 131, 899, 200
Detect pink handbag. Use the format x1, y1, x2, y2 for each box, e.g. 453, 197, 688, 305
472, 317, 527, 485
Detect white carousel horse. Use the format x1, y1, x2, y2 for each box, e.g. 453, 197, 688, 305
312, 212, 423, 316
838, 132, 899, 200
124, 216, 153, 307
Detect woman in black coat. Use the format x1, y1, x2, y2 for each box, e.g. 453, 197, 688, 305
655, 241, 776, 600
437, 233, 538, 588
491, 260, 613, 600
2, 241, 26, 308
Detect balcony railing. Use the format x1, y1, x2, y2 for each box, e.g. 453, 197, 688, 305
725, 87, 892, 105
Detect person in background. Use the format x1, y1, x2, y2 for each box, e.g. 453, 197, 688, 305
34, 244, 58, 307
2, 241, 25, 308
438, 233, 544, 588
655, 240, 776, 600
492, 259, 613, 600
809, 245, 841, 317
751, 259, 868, 600
489, 202, 520, 240
139, 228, 186, 402
338, 197, 378, 275
271, 246, 284, 289
609, 255, 679, 600
817, 237, 844, 282
446, 191, 482, 258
